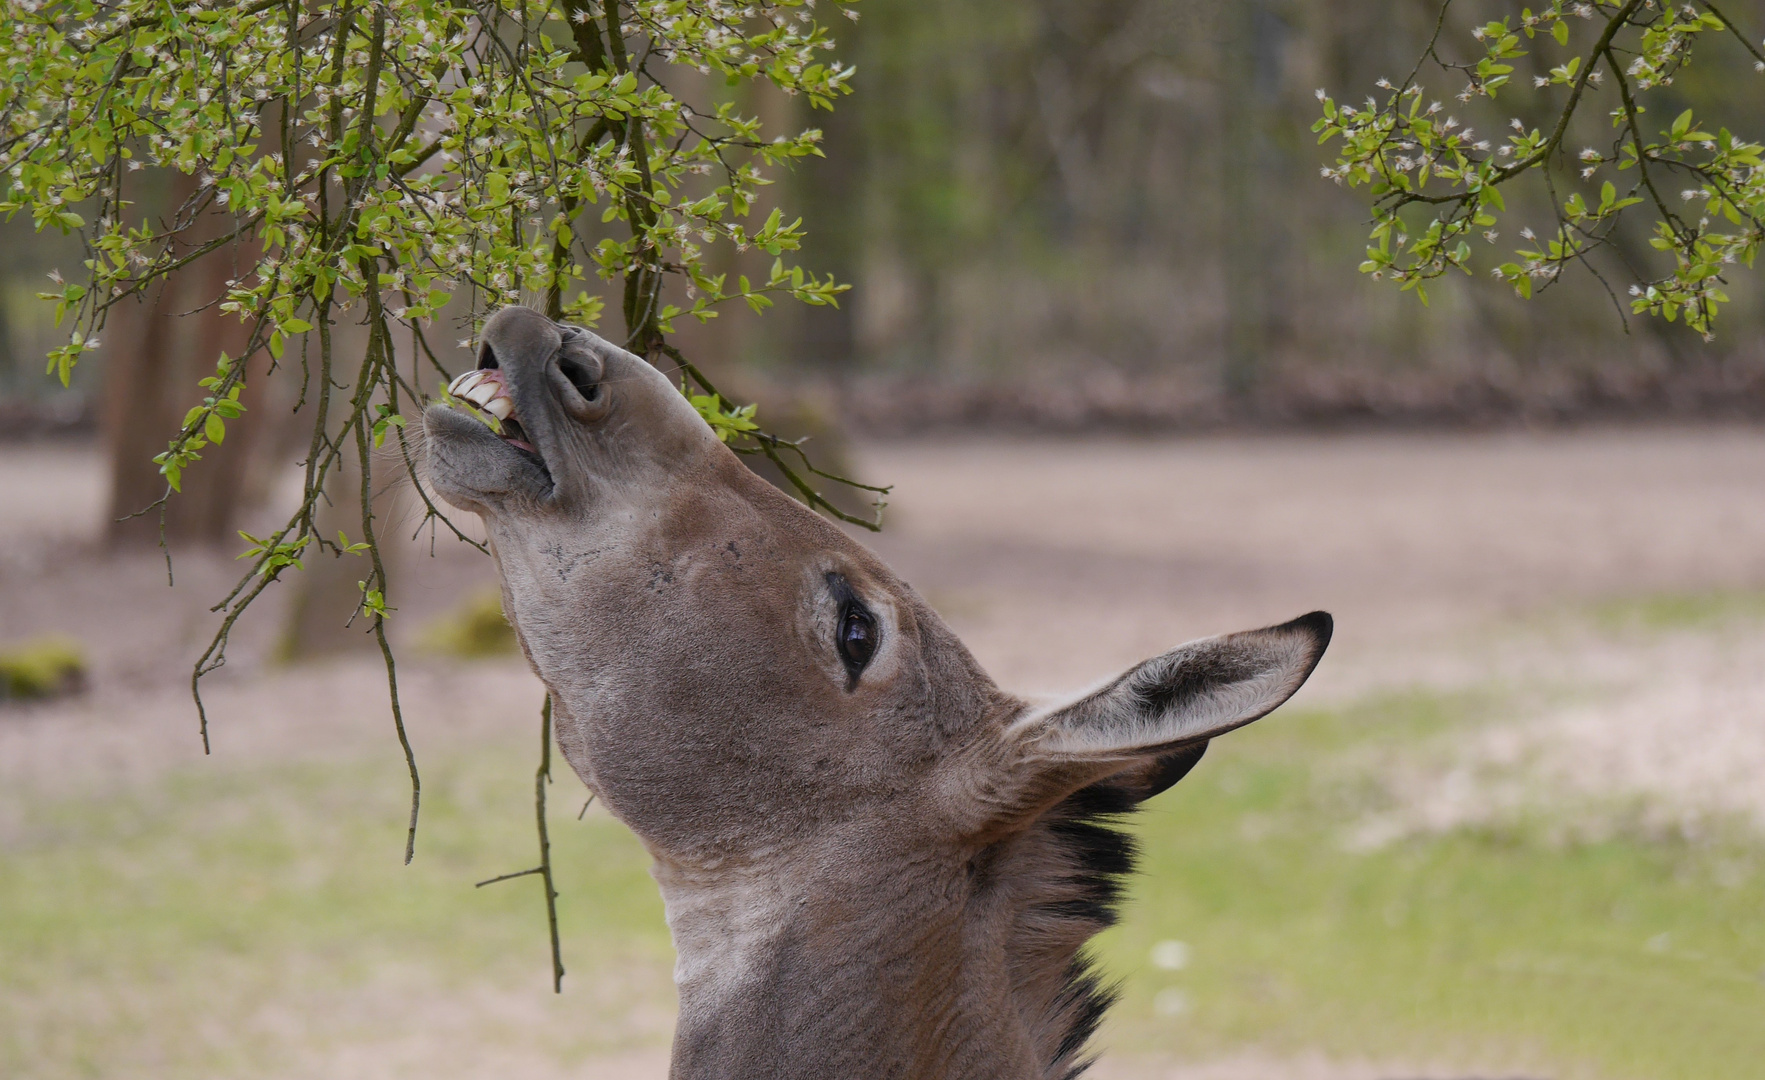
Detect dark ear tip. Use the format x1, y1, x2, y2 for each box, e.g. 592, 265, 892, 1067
1281, 610, 1333, 654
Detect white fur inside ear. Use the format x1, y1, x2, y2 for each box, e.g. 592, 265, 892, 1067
1011, 621, 1323, 760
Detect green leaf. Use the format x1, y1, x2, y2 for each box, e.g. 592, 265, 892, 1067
205, 413, 225, 444
1552, 20, 1569, 46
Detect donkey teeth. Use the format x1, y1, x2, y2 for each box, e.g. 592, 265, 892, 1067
447, 369, 484, 397
444, 368, 515, 423
468, 384, 516, 420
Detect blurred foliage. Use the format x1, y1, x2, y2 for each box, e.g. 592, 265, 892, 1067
0, 635, 86, 703
422, 588, 519, 658
745, 0, 1765, 401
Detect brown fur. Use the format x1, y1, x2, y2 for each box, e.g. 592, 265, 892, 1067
425, 307, 1331, 1079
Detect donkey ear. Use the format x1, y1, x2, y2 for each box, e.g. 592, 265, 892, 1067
1012, 612, 1332, 776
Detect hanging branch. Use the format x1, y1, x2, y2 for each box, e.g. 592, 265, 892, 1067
555, 0, 883, 526
4, 0, 874, 867
1314, 0, 1765, 338
659, 342, 890, 529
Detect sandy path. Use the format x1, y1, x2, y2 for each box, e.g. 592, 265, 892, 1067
856, 428, 1765, 696
11, 428, 1765, 703
858, 429, 1765, 839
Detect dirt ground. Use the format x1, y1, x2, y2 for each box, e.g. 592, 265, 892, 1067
859, 430, 1765, 839
4, 426, 1765, 1079
858, 429, 1765, 691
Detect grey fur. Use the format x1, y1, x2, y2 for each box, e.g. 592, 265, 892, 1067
424, 306, 1331, 1080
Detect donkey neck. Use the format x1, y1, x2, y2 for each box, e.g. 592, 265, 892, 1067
654, 843, 1045, 1080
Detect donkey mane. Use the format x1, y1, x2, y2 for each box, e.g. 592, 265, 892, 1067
999, 778, 1147, 1079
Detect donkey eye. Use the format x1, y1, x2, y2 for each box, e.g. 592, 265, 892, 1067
838, 607, 877, 673
825, 572, 879, 687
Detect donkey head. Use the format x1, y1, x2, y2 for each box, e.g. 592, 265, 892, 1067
424, 306, 1330, 1080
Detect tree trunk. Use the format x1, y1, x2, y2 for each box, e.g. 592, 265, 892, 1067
278, 444, 399, 660
277, 319, 405, 661
1219, 0, 1290, 401
103, 171, 267, 547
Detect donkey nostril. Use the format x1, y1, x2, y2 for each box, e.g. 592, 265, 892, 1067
558, 355, 599, 401
477, 343, 499, 371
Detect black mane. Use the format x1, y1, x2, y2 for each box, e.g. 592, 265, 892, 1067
1041, 780, 1140, 1078
1011, 744, 1207, 1078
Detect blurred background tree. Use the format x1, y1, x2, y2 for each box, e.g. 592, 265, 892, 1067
8, 0, 1764, 501
4, 0, 1764, 666
706, 0, 1765, 425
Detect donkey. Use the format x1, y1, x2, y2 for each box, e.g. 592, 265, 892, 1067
424, 306, 1331, 1080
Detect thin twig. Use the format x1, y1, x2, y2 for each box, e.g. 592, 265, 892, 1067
481, 695, 566, 991
656, 342, 888, 529
477, 866, 542, 887
1399, 0, 1456, 97
357, 317, 422, 865
1700, 1, 1765, 66
536, 694, 564, 993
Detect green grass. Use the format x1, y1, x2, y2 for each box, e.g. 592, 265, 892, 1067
1098, 693, 1765, 1079
1588, 588, 1765, 632
4, 687, 1762, 1079
0, 743, 673, 1079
